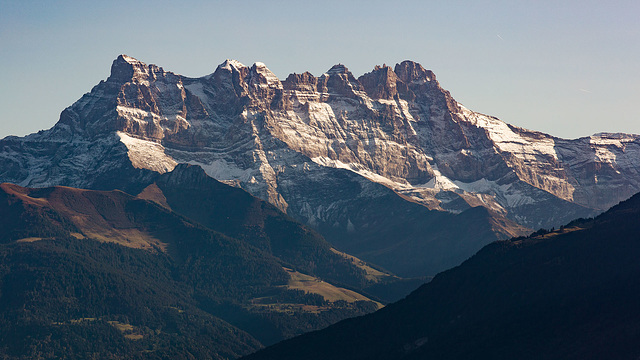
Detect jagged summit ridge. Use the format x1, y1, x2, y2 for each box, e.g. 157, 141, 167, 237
218, 58, 247, 71
108, 54, 170, 83
110, 55, 437, 99
394, 60, 436, 82
326, 64, 350, 75
1, 55, 640, 234
120, 54, 143, 64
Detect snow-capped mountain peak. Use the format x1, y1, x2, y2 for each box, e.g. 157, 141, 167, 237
218, 59, 247, 72
2, 55, 640, 233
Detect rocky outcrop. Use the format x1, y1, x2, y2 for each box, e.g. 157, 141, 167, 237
2, 55, 639, 245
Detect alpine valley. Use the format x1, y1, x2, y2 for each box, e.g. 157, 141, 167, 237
1, 55, 640, 359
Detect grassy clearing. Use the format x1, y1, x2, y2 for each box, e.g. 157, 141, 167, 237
330, 248, 395, 282
15, 237, 45, 243
108, 321, 144, 341
284, 267, 381, 308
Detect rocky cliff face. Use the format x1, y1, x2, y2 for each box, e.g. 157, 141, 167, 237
1, 55, 639, 273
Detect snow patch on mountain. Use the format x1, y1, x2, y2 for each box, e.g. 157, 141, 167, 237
418, 168, 459, 191
188, 159, 256, 183
459, 105, 559, 161
588, 134, 635, 165
219, 59, 247, 72
252, 62, 282, 88
453, 178, 536, 207
310, 156, 413, 191
117, 132, 177, 173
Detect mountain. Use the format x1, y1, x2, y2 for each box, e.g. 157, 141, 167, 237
242, 192, 640, 360
2, 55, 639, 276
140, 163, 432, 295
0, 180, 382, 358
141, 162, 525, 278
140, 163, 383, 288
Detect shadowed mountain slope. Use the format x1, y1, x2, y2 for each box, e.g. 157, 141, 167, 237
244, 193, 640, 360
0, 180, 382, 358
140, 164, 382, 288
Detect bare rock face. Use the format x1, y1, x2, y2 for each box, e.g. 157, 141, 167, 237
2, 55, 640, 274
358, 64, 399, 100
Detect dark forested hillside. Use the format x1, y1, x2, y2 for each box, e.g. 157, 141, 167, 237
244, 193, 640, 360
0, 181, 381, 359
0, 237, 262, 359
142, 164, 374, 288
139, 164, 420, 302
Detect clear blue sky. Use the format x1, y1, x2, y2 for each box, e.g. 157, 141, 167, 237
1, 0, 639, 139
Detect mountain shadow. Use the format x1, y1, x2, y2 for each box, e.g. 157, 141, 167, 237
243, 192, 640, 360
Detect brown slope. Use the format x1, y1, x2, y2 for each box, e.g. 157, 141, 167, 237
0, 182, 290, 292
1, 183, 167, 251
0, 181, 383, 347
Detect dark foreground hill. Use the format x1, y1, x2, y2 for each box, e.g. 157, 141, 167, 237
244, 193, 640, 360
0, 176, 383, 359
